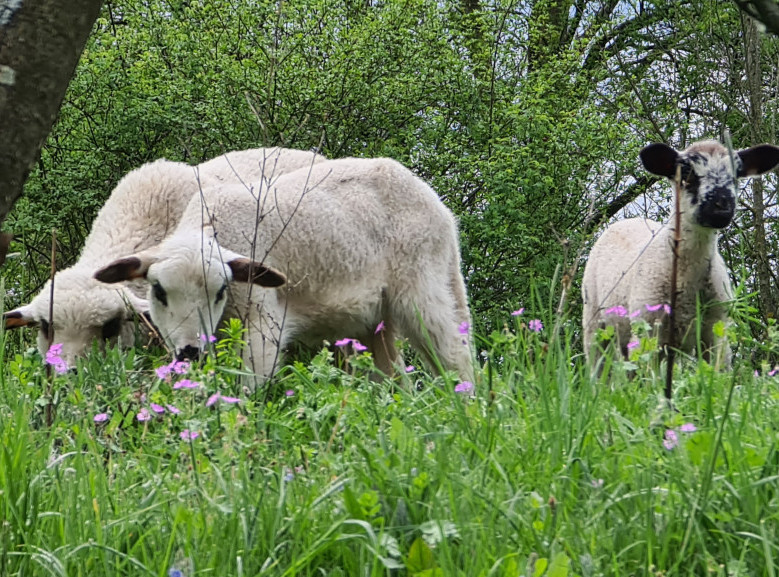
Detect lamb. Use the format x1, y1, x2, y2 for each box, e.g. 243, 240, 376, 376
582, 139, 779, 370
4, 147, 325, 366
94, 157, 474, 382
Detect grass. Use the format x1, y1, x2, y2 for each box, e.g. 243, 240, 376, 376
1, 310, 778, 576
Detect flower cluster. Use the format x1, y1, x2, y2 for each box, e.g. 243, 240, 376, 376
334, 338, 368, 352
45, 343, 69, 374
156, 360, 190, 380
663, 423, 697, 450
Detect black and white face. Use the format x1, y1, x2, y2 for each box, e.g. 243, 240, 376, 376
677, 146, 738, 229
640, 140, 779, 230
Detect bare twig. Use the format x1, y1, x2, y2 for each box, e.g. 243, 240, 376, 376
46, 229, 57, 427
665, 166, 682, 402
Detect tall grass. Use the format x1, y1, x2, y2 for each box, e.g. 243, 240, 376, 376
0, 305, 778, 576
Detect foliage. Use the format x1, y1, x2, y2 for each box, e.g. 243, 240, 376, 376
3, 303, 779, 574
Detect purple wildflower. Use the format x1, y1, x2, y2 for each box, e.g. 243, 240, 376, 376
137, 408, 151, 422
180, 429, 199, 441
150, 403, 165, 414
680, 423, 697, 433
627, 339, 640, 350
511, 308, 525, 316
45, 343, 69, 374
663, 429, 679, 450
220, 395, 241, 404
770, 367, 779, 377
629, 309, 642, 318
454, 381, 474, 394
94, 412, 109, 423
199, 333, 217, 343
206, 393, 220, 407
375, 321, 385, 334
166, 404, 181, 414
171, 361, 189, 374
173, 379, 200, 390
352, 340, 368, 352
405, 365, 415, 373
604, 306, 628, 317
528, 319, 543, 332
285, 389, 295, 397
334, 338, 353, 347
458, 321, 470, 335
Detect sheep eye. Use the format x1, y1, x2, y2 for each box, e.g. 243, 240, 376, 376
152, 282, 168, 307
101, 316, 123, 340
215, 283, 227, 304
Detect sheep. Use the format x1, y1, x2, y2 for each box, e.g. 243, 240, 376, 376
94, 157, 474, 382
582, 139, 779, 370
4, 147, 326, 366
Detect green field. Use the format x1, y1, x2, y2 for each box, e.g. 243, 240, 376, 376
2, 306, 777, 577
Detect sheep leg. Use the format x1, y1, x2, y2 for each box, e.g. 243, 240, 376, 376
394, 281, 474, 382
364, 322, 402, 376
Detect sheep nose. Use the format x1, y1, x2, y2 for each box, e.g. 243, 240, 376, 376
176, 345, 200, 362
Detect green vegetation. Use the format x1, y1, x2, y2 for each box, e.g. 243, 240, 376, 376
2, 301, 779, 575
4, 0, 779, 574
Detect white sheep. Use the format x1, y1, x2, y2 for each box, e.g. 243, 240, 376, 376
94, 157, 474, 382
582, 139, 779, 369
4, 147, 325, 366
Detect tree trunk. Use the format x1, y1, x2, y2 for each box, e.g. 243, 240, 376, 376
742, 14, 776, 321
0, 0, 104, 265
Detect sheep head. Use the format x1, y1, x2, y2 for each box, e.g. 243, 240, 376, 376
94, 230, 286, 362
640, 140, 779, 229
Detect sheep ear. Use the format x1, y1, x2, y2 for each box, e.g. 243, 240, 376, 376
227, 258, 287, 287
640, 143, 679, 178
4, 305, 36, 329
94, 254, 157, 284
737, 144, 779, 177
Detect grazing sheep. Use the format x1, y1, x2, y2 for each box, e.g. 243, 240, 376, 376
4, 147, 325, 366
582, 139, 779, 369
94, 157, 474, 382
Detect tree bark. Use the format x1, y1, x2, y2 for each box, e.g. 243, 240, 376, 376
734, 0, 779, 36
0, 0, 104, 265
742, 14, 776, 320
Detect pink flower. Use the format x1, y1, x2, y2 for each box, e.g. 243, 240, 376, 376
220, 395, 241, 404
150, 403, 165, 414
173, 379, 200, 390
180, 429, 199, 441
199, 334, 217, 343
206, 393, 220, 407
155, 365, 171, 379
663, 429, 679, 450
375, 321, 385, 334
137, 408, 151, 422
454, 381, 474, 394
629, 309, 642, 318
645, 303, 671, 315
627, 339, 640, 350
334, 338, 353, 347
171, 361, 190, 374
405, 365, 415, 373
93, 413, 109, 423
511, 308, 524, 316
352, 340, 367, 352
166, 404, 181, 414
680, 423, 697, 433
45, 343, 69, 374
458, 321, 470, 335
528, 319, 543, 332
604, 306, 627, 317
769, 367, 778, 377
285, 389, 295, 397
